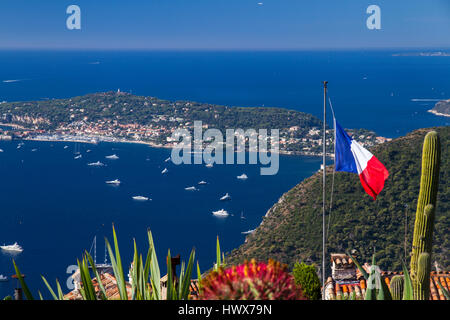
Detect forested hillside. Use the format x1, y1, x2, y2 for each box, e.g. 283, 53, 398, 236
227, 127, 449, 272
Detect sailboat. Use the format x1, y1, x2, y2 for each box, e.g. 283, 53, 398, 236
240, 211, 246, 220
89, 236, 112, 272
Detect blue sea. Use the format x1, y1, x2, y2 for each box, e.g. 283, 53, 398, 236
0, 50, 448, 298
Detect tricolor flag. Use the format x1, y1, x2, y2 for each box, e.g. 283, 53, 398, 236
334, 119, 389, 200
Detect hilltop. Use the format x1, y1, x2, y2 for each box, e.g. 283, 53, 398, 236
227, 127, 449, 272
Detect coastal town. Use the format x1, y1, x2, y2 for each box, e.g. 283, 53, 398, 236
0, 91, 391, 156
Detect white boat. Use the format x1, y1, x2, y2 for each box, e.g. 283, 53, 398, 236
164, 157, 171, 162
212, 209, 229, 217
220, 193, 232, 201
106, 179, 121, 185
132, 196, 150, 201
185, 186, 197, 191
105, 154, 119, 160
86, 149, 92, 153
240, 211, 246, 219
88, 161, 106, 167
205, 163, 213, 168
0, 242, 23, 253
31, 148, 37, 152
198, 181, 207, 185
161, 168, 168, 174
237, 173, 248, 180
241, 229, 255, 235
0, 149, 4, 152
64, 145, 69, 149
74, 154, 82, 159
0, 275, 7, 281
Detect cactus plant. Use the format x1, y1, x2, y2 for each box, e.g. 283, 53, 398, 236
389, 275, 404, 300
410, 131, 440, 299
198, 259, 306, 300
416, 252, 431, 300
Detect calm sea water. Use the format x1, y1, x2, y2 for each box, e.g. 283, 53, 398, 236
0, 50, 448, 137
0, 140, 324, 297
0, 50, 448, 298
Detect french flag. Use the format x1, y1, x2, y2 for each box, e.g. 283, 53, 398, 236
334, 119, 389, 200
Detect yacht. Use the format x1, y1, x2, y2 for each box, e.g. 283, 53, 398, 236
0, 149, 4, 152
88, 161, 106, 167
161, 168, 168, 174
63, 145, 69, 149
31, 148, 38, 152
212, 209, 229, 217
185, 186, 197, 191
198, 181, 207, 185
105, 154, 119, 160
241, 229, 255, 235
0, 275, 7, 282
220, 193, 232, 201
240, 211, 246, 219
0, 242, 23, 253
132, 196, 150, 201
106, 179, 121, 185
237, 173, 248, 180
164, 157, 171, 162
74, 154, 82, 159
205, 163, 213, 168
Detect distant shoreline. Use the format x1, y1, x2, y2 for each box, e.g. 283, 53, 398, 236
428, 109, 450, 118
19, 135, 334, 158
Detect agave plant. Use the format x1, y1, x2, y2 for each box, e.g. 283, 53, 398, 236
345, 251, 392, 300
12, 225, 195, 300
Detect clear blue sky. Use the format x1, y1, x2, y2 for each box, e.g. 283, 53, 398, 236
0, 0, 449, 50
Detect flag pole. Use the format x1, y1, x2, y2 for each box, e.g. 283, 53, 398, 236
322, 81, 328, 299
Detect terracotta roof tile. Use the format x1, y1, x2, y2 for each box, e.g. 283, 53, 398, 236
325, 253, 449, 300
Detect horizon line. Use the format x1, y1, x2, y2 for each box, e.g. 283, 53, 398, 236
0, 46, 449, 52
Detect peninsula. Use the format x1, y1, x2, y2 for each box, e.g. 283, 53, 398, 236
0, 91, 389, 155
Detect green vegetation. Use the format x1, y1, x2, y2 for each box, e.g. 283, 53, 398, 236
410, 131, 440, 299
12, 226, 195, 300
292, 262, 321, 300
0, 91, 321, 134
344, 130, 444, 301
227, 127, 449, 272
10, 229, 308, 300
389, 275, 404, 300
0, 92, 382, 154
